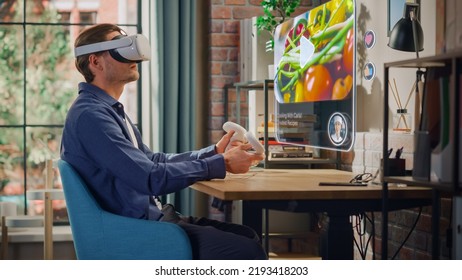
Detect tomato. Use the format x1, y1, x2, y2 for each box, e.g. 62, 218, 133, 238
332, 74, 353, 100
343, 28, 354, 75
303, 65, 332, 101
325, 59, 347, 81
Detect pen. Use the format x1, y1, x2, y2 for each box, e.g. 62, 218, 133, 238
395, 147, 403, 159
387, 148, 393, 158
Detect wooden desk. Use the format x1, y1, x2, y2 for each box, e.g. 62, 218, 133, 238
191, 168, 432, 259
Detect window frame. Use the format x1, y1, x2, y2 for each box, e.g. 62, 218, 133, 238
0, 0, 143, 221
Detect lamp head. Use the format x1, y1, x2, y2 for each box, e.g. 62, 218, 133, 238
388, 3, 424, 53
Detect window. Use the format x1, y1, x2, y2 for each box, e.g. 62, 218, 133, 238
0, 0, 141, 223
79, 11, 97, 24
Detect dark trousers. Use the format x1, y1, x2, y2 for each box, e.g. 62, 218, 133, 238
161, 204, 267, 260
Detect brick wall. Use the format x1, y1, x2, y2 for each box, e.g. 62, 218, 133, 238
208, 0, 314, 143
352, 132, 452, 259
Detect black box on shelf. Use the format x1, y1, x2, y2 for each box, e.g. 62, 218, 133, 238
382, 158, 406, 176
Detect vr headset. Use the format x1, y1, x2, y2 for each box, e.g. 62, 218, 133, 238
74, 34, 151, 63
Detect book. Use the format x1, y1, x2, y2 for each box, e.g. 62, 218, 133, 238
267, 144, 309, 152
435, 0, 446, 54
457, 1, 462, 49
430, 70, 461, 183
445, 0, 456, 52
269, 151, 313, 161
260, 138, 310, 152
439, 76, 450, 148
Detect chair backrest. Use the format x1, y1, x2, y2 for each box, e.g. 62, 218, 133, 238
58, 159, 192, 260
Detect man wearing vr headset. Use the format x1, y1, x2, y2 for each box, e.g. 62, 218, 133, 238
61, 24, 266, 260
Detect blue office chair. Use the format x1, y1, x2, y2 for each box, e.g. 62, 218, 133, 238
57, 159, 193, 260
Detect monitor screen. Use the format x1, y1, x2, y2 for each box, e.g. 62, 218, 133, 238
273, 0, 356, 151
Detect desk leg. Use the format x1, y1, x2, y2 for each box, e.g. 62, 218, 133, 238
242, 201, 263, 242
320, 213, 353, 260
1, 216, 8, 259
242, 201, 268, 257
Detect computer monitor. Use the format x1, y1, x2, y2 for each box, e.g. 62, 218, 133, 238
273, 0, 356, 151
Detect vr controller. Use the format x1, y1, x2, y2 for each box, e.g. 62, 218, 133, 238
74, 34, 151, 63
222, 121, 265, 155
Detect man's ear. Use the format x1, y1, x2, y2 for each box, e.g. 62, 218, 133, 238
88, 53, 103, 71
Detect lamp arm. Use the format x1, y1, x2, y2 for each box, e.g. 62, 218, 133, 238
410, 8, 424, 132
410, 10, 420, 59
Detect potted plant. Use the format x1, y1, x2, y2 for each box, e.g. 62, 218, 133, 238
255, 0, 301, 52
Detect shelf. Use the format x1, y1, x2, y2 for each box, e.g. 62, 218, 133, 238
0, 225, 72, 243
383, 51, 462, 260
386, 61, 446, 68
26, 189, 64, 200
224, 79, 339, 169
384, 50, 462, 68
383, 176, 459, 191
233, 79, 274, 89
383, 52, 461, 191
267, 158, 335, 164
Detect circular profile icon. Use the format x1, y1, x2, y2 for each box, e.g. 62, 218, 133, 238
364, 30, 376, 49
363, 61, 376, 81
328, 113, 347, 146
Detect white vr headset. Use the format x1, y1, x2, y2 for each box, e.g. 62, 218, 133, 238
74, 34, 151, 63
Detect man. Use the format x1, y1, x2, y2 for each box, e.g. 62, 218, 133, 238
60, 24, 266, 260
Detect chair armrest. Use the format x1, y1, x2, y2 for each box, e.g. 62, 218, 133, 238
99, 211, 192, 260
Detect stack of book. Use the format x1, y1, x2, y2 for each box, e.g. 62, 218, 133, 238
260, 138, 313, 161
256, 115, 315, 161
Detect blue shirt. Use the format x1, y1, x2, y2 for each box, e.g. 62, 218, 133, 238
61, 82, 226, 221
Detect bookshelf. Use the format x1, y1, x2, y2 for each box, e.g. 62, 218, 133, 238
223, 79, 338, 169
382, 51, 462, 259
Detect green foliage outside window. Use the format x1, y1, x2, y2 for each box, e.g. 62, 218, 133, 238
0, 1, 75, 210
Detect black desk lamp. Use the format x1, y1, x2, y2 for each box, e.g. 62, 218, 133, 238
388, 2, 425, 130
384, 4, 427, 260
388, 3, 423, 56
389, 2, 430, 183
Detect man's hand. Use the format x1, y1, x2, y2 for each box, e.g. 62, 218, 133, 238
222, 144, 264, 174
216, 130, 243, 154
